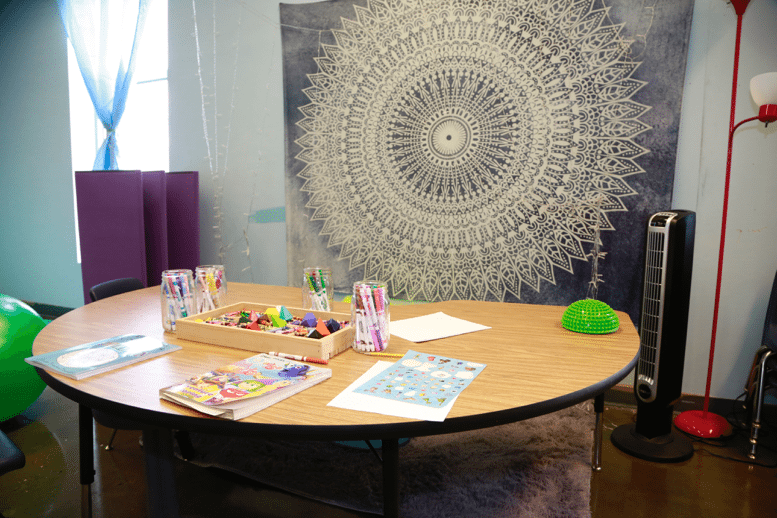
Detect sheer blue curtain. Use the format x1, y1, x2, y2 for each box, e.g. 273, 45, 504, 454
58, 0, 149, 170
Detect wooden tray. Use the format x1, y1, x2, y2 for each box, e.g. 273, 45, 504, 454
174, 302, 353, 360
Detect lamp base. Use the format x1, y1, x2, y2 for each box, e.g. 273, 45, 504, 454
611, 423, 694, 463
674, 410, 732, 438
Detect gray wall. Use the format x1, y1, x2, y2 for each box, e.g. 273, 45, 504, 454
1, 0, 776, 401
675, 0, 777, 401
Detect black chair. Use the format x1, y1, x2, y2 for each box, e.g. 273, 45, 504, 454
88, 278, 195, 456
0, 430, 25, 518
82, 278, 194, 517
89, 277, 145, 304
89, 277, 147, 450
745, 269, 777, 460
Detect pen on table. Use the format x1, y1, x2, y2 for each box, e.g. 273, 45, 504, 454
365, 352, 403, 358
267, 351, 328, 365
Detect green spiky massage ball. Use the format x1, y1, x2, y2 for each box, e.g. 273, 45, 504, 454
561, 299, 620, 334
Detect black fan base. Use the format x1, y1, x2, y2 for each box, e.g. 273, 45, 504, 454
611, 423, 694, 463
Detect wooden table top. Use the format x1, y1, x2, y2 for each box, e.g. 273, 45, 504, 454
33, 283, 639, 440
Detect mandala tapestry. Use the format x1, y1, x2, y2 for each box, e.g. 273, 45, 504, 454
282, 0, 694, 324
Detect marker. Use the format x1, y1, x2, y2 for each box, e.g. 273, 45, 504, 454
358, 284, 381, 351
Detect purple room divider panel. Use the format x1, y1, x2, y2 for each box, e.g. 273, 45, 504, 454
75, 170, 147, 304
142, 171, 170, 285
165, 172, 200, 272
76, 171, 200, 304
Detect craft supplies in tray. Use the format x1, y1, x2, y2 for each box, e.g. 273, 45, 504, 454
175, 302, 353, 361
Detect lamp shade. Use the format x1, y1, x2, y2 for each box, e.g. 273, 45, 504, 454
750, 72, 777, 105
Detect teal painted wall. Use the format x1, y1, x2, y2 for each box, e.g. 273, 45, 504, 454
0, 0, 83, 309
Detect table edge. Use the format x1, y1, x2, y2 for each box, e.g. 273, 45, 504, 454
35, 350, 637, 440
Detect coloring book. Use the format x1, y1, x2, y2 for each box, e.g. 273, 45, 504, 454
160, 353, 331, 420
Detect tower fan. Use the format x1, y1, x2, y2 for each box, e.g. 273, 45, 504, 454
611, 211, 696, 462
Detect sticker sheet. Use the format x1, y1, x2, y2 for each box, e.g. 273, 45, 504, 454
354, 350, 486, 408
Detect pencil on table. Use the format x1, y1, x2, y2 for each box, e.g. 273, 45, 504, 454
267, 351, 328, 365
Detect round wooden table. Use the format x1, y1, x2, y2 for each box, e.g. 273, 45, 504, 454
33, 283, 639, 517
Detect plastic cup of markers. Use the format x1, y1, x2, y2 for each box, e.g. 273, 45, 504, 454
195, 265, 227, 313
351, 280, 390, 353
302, 266, 333, 311
161, 269, 194, 332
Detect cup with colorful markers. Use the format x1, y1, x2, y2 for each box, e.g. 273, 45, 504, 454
302, 267, 333, 311
351, 280, 390, 353
160, 269, 195, 332
195, 264, 227, 313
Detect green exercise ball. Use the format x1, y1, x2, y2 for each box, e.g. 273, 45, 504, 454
0, 294, 47, 422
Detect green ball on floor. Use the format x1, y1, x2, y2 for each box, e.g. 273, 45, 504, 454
0, 294, 47, 422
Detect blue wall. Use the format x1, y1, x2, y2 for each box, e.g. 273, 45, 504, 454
0, 0, 83, 309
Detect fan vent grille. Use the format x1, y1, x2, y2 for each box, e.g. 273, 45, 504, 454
636, 213, 673, 403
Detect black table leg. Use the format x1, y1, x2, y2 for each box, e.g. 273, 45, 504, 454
78, 405, 93, 518
592, 394, 605, 472
142, 428, 180, 518
382, 438, 400, 518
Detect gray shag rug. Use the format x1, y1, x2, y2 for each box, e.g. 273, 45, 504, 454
180, 402, 594, 517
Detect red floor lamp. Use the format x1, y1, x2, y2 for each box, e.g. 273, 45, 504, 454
674, 0, 777, 439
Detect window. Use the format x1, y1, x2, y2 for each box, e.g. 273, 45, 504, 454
66, 0, 168, 262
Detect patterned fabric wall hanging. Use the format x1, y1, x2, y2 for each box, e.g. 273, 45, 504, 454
282, 0, 694, 324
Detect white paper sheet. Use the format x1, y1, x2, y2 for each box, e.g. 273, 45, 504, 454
389, 312, 491, 342
327, 361, 458, 422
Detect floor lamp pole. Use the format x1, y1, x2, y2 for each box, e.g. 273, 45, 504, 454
674, 0, 752, 439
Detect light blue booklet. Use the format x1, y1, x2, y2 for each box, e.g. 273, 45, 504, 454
354, 350, 486, 408
26, 334, 181, 380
